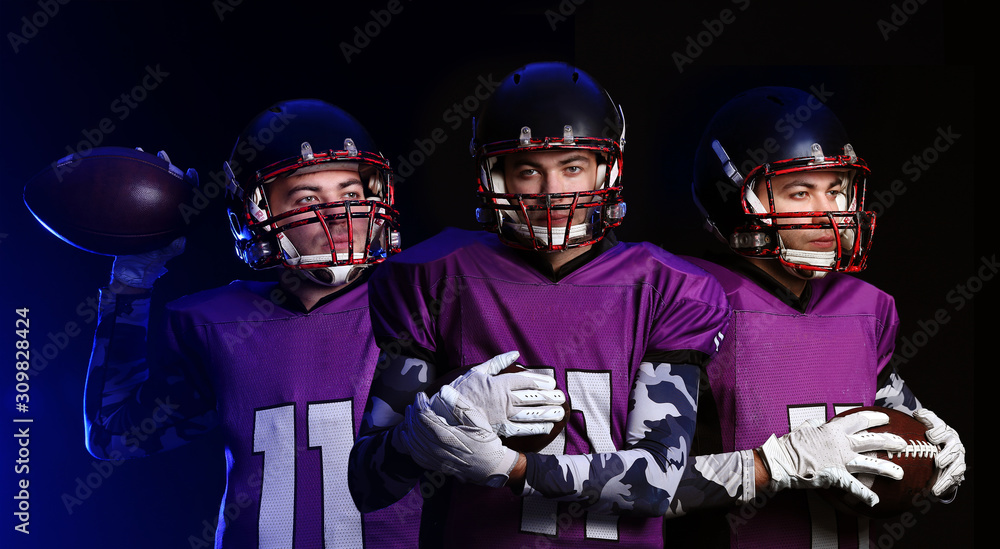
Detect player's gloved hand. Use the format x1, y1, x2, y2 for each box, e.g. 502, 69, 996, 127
757, 410, 908, 506
396, 385, 519, 488
442, 351, 565, 438
912, 408, 965, 498
111, 237, 186, 289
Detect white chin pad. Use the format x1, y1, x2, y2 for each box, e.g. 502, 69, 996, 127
286, 253, 369, 287
778, 235, 835, 269
780, 247, 836, 267
290, 252, 368, 265
510, 222, 590, 247
783, 263, 829, 280
304, 264, 366, 287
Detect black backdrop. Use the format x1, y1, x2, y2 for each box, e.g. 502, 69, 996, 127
1, 1, 978, 547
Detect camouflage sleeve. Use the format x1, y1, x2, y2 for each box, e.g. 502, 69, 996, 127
83, 285, 218, 460
874, 364, 922, 413
661, 368, 926, 518
658, 366, 924, 521
349, 351, 443, 513
518, 361, 700, 516
663, 450, 757, 517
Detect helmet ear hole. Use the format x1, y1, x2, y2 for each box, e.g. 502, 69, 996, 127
359, 164, 383, 197
228, 210, 243, 240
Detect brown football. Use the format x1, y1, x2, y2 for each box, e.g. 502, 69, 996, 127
424, 364, 570, 453
23, 146, 197, 256
818, 406, 936, 519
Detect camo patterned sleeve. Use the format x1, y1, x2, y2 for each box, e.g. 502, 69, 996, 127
83, 286, 218, 460
349, 351, 441, 513
660, 366, 926, 518
664, 451, 757, 517
875, 365, 922, 414
518, 360, 700, 516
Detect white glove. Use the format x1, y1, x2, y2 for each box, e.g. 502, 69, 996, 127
758, 410, 908, 506
396, 385, 519, 488
111, 237, 186, 289
443, 351, 565, 438
912, 408, 966, 498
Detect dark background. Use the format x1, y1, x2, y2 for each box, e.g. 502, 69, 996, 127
1, 1, 978, 547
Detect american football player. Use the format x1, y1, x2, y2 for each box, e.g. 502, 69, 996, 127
83, 99, 419, 548
665, 86, 966, 548
348, 61, 731, 548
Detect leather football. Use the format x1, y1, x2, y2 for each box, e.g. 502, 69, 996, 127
23, 146, 197, 256
819, 406, 937, 519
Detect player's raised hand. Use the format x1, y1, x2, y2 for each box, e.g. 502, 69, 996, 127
443, 351, 566, 438
111, 236, 187, 289
757, 410, 908, 507
396, 385, 519, 488
912, 408, 966, 498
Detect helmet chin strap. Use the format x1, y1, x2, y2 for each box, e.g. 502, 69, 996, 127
509, 221, 592, 247
278, 226, 371, 287
287, 252, 370, 287
777, 226, 860, 281
777, 235, 834, 280
300, 264, 369, 287
779, 257, 831, 280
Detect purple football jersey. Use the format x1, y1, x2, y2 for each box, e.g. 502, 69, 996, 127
369, 229, 729, 548
688, 258, 900, 549
164, 280, 420, 548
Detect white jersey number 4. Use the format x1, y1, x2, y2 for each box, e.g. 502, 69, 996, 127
520, 370, 620, 541
789, 403, 871, 549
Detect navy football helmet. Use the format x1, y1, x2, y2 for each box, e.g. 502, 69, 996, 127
692, 86, 874, 278
224, 99, 400, 286
471, 62, 626, 251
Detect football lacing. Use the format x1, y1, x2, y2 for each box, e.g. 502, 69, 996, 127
886, 440, 937, 459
